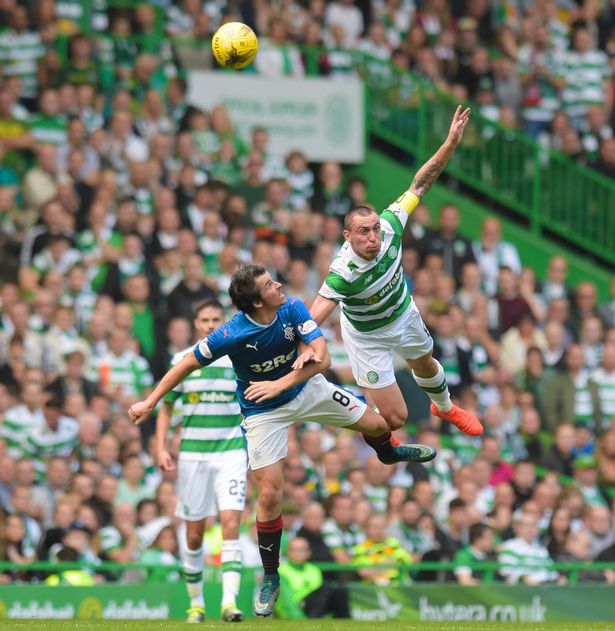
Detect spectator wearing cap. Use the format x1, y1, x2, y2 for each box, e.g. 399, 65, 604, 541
573, 456, 609, 508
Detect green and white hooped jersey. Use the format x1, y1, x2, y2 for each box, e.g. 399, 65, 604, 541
319, 201, 412, 332
164, 348, 245, 462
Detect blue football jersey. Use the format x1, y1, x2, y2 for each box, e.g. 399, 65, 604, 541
193, 298, 322, 417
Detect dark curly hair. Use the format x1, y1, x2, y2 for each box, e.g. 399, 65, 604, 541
228, 264, 267, 315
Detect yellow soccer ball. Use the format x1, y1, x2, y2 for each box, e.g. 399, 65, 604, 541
211, 22, 259, 70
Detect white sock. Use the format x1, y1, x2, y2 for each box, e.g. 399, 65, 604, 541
413, 359, 452, 412
184, 546, 205, 609
221, 539, 242, 607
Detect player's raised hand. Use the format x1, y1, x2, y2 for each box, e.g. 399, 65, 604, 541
128, 400, 154, 425
292, 348, 322, 371
245, 380, 284, 403
446, 105, 471, 148
156, 448, 176, 472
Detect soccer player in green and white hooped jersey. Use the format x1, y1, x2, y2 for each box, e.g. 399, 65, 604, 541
155, 300, 247, 624
309, 106, 484, 446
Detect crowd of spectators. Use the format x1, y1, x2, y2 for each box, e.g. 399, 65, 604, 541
0, 0, 614, 596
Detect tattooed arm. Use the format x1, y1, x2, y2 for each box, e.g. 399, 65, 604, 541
409, 105, 470, 199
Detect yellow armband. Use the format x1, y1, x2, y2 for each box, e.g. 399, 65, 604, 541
393, 191, 420, 215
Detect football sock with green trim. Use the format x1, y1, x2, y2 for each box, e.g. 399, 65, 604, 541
413, 359, 453, 412
221, 539, 242, 607
184, 546, 205, 609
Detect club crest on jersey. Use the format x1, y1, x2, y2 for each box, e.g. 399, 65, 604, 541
388, 245, 398, 259
188, 392, 200, 404
365, 295, 379, 305
282, 323, 295, 341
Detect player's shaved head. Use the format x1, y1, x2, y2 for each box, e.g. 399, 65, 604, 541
344, 205, 377, 230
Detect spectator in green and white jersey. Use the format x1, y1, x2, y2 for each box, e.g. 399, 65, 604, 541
453, 523, 495, 585
88, 327, 154, 400
0, 379, 44, 459
0, 7, 44, 104
498, 513, 559, 585
591, 342, 615, 426
322, 494, 364, 565
98, 502, 140, 565
25, 390, 79, 480
26, 234, 82, 296
27, 89, 67, 146
561, 24, 612, 130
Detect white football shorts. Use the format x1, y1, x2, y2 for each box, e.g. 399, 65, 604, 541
175, 452, 248, 521
340, 298, 433, 389
242, 373, 366, 470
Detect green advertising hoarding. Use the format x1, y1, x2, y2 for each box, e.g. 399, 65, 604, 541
0, 573, 255, 620
1, 581, 614, 621
349, 584, 615, 622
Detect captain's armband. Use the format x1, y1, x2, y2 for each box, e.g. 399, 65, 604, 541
392, 190, 420, 215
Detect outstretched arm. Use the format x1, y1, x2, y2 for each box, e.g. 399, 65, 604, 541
128, 353, 201, 424
407, 105, 470, 199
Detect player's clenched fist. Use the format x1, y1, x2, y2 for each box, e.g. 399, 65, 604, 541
128, 400, 154, 425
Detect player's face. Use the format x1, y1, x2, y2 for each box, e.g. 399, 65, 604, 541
254, 272, 285, 309
194, 306, 224, 337
344, 212, 381, 260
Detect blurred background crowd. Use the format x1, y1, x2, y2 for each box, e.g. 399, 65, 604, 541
0, 0, 615, 590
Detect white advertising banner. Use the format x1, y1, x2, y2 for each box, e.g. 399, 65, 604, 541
188, 71, 365, 163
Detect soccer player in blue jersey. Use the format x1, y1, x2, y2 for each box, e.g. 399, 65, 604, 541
129, 264, 435, 618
